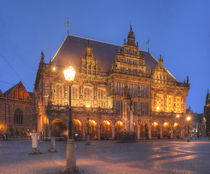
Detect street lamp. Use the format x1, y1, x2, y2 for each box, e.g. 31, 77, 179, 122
186, 116, 191, 142
64, 66, 76, 173
85, 104, 90, 145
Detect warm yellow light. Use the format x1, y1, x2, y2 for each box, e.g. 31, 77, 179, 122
52, 66, 56, 71
176, 114, 180, 118
156, 106, 160, 111
0, 124, 6, 132
106, 120, 111, 126
174, 122, 179, 127
64, 66, 76, 82
163, 122, 169, 127
152, 122, 158, 127
116, 121, 123, 127
86, 104, 90, 108
89, 120, 97, 126
186, 116, 191, 121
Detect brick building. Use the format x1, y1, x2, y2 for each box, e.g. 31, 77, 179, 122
35, 26, 190, 140
0, 82, 36, 135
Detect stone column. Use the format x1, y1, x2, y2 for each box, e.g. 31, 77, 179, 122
137, 125, 140, 140
98, 126, 101, 140
170, 127, 173, 139
112, 126, 115, 140
48, 120, 56, 152
148, 124, 152, 140
180, 127, 184, 138
82, 124, 86, 140
160, 125, 163, 139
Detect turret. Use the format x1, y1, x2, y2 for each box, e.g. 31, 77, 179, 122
127, 25, 136, 46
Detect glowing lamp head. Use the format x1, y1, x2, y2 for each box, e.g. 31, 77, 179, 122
64, 66, 76, 82
176, 114, 180, 118
186, 116, 191, 121
52, 66, 56, 71
156, 106, 160, 111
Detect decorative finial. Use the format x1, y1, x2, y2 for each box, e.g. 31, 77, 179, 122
130, 24, 133, 31
137, 41, 138, 47
146, 40, 150, 52
187, 76, 189, 84
41, 51, 44, 61
64, 17, 70, 35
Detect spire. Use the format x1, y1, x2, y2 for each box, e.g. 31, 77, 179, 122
158, 54, 163, 65
41, 51, 45, 62
127, 24, 135, 46
86, 40, 93, 56
206, 89, 210, 105
146, 40, 150, 52
64, 17, 70, 35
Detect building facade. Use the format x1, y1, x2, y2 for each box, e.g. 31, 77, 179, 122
204, 91, 210, 136
0, 82, 36, 135
35, 27, 190, 140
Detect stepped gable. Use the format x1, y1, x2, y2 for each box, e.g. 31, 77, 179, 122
51, 35, 176, 81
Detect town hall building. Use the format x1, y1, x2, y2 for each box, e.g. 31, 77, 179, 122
35, 26, 190, 140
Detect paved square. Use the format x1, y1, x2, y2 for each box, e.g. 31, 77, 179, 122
0, 138, 210, 174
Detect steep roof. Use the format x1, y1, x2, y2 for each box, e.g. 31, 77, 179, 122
3, 81, 32, 101
51, 35, 176, 81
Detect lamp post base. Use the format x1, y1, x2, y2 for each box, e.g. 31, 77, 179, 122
59, 167, 81, 174
66, 139, 76, 171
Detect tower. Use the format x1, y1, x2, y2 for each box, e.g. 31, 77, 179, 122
204, 90, 210, 136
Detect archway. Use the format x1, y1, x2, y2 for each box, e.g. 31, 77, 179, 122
73, 119, 82, 140
100, 120, 112, 140
140, 123, 149, 139
86, 119, 98, 140
151, 122, 160, 139
115, 121, 123, 140
51, 119, 67, 137
173, 122, 181, 138
162, 122, 170, 138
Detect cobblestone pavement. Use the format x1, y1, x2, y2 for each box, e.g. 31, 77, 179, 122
0, 138, 210, 174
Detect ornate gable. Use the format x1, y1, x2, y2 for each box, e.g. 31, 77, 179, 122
79, 41, 100, 75
112, 26, 146, 74
4, 81, 32, 101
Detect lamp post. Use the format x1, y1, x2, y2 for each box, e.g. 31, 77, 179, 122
85, 104, 90, 145
63, 66, 76, 173
186, 116, 191, 142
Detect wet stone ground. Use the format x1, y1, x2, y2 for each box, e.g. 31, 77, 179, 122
0, 138, 210, 174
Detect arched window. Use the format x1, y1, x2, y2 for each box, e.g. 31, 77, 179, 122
14, 108, 23, 125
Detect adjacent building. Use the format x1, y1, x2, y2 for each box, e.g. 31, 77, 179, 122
204, 91, 210, 136
0, 82, 36, 135
35, 26, 190, 140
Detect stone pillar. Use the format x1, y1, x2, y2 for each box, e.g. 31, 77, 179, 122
148, 125, 151, 140
170, 127, 173, 139
48, 120, 56, 152
112, 126, 115, 140
98, 126, 101, 140
180, 128, 184, 138
137, 125, 140, 140
160, 125, 163, 139
82, 124, 86, 140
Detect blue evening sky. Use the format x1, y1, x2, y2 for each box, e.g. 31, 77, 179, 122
0, 0, 209, 113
